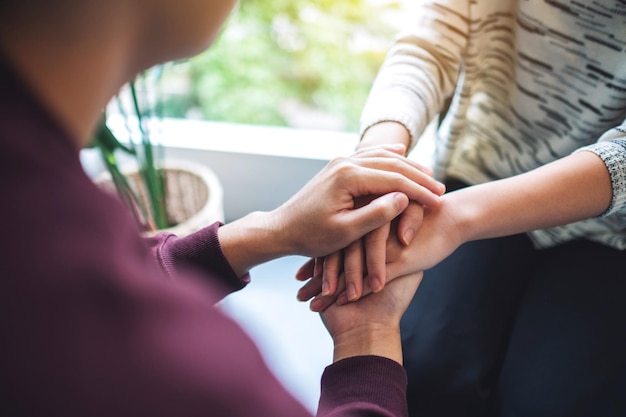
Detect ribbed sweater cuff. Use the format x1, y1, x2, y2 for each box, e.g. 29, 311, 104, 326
576, 139, 626, 217
156, 222, 250, 292
318, 355, 408, 417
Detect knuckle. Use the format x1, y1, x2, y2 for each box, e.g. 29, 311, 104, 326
365, 233, 387, 246
346, 239, 363, 252
328, 156, 352, 171
389, 158, 404, 170
343, 265, 363, 280
406, 202, 424, 216
365, 228, 388, 243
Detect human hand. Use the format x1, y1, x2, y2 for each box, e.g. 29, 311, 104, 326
298, 197, 463, 311
269, 145, 444, 258
294, 123, 434, 303
359, 121, 431, 246
295, 200, 425, 303
320, 271, 424, 364
217, 145, 444, 276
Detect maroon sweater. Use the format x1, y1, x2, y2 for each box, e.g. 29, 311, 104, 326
0, 55, 408, 417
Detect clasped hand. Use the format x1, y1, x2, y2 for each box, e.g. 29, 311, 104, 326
296, 160, 464, 313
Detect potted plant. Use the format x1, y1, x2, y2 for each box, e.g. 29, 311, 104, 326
92, 68, 224, 236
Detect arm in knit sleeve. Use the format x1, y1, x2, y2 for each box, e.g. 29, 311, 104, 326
359, 0, 469, 150
145, 225, 411, 416
532, 121, 626, 250
145, 222, 251, 299
576, 121, 626, 219
317, 357, 409, 417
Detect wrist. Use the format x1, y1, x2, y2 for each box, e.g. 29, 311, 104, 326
439, 189, 481, 244
332, 325, 402, 365
360, 121, 410, 151
217, 210, 286, 276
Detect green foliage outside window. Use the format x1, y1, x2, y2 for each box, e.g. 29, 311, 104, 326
158, 0, 406, 132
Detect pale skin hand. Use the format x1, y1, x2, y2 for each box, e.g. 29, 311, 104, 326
301, 150, 613, 311
321, 271, 424, 365
295, 122, 440, 303
218, 145, 444, 277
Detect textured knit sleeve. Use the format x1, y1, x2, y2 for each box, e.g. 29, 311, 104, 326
576, 122, 626, 218
530, 121, 626, 250
317, 356, 408, 417
146, 222, 250, 299
359, 0, 469, 151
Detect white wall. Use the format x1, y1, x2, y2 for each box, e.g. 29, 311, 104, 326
83, 117, 436, 222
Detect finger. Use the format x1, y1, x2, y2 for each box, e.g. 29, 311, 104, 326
344, 164, 444, 208
313, 256, 324, 280
296, 257, 325, 300
339, 192, 409, 241
336, 277, 374, 306
337, 261, 413, 306
353, 144, 407, 157
416, 163, 434, 177
297, 275, 323, 302
348, 149, 440, 185
322, 251, 342, 296
343, 239, 365, 302
363, 222, 390, 293
336, 290, 349, 305
397, 202, 424, 246
310, 275, 347, 312
355, 160, 445, 199
295, 257, 316, 281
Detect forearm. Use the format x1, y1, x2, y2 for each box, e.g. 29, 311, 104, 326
451, 150, 613, 242
217, 211, 287, 277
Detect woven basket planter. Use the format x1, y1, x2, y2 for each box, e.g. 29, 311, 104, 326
97, 159, 224, 237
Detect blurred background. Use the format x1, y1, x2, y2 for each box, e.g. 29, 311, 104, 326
142, 0, 416, 133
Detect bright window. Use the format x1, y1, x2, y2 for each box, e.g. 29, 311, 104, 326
155, 0, 413, 133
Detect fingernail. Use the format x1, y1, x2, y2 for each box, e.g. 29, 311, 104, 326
310, 298, 323, 312
296, 288, 310, 302
371, 278, 383, 293
392, 192, 408, 207
321, 280, 330, 296
337, 293, 348, 305
402, 228, 415, 246
347, 283, 358, 301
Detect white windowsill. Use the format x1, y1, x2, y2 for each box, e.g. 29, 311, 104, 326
83, 117, 435, 222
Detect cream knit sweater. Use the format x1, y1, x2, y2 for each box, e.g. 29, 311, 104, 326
361, 0, 626, 249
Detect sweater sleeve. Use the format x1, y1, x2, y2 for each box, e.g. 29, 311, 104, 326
530, 121, 626, 249
576, 121, 626, 218
317, 356, 409, 417
146, 222, 251, 299
359, 0, 469, 151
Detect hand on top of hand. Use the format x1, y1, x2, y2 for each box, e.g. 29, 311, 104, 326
320, 270, 424, 364
297, 194, 464, 312
270, 144, 444, 259
294, 139, 443, 310
295, 200, 427, 307
217, 143, 444, 277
